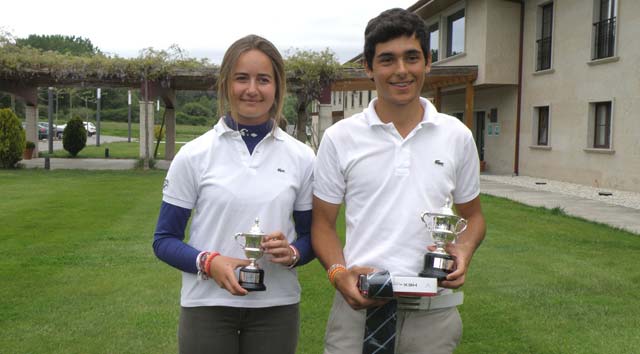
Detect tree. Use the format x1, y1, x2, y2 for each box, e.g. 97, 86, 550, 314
0, 108, 25, 168
285, 49, 340, 142
62, 117, 87, 157
15, 34, 100, 56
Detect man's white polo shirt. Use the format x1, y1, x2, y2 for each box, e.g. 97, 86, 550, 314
314, 97, 480, 277
163, 119, 315, 308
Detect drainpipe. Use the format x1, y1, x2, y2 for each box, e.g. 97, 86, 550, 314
514, 0, 525, 176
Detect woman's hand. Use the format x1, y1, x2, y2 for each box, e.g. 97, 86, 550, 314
262, 231, 296, 267
208, 255, 251, 296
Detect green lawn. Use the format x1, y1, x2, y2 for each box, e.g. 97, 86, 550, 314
1, 170, 638, 354
42, 121, 211, 159
97, 121, 211, 142
42, 141, 185, 160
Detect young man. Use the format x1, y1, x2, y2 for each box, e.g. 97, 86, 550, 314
312, 8, 486, 354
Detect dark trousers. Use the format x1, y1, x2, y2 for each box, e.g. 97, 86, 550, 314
178, 303, 299, 354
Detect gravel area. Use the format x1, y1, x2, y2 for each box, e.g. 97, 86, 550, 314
481, 174, 640, 211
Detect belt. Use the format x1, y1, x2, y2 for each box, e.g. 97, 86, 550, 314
396, 292, 464, 311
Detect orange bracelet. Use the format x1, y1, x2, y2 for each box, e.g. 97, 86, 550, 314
204, 252, 220, 278
327, 264, 347, 287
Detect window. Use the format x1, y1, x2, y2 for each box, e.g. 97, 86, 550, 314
536, 3, 553, 71
536, 106, 549, 146
332, 92, 336, 105
338, 91, 342, 105
368, 90, 372, 104
592, 0, 616, 60
451, 112, 464, 122
359, 91, 363, 107
446, 10, 465, 57
593, 102, 611, 148
351, 91, 355, 108
427, 23, 440, 62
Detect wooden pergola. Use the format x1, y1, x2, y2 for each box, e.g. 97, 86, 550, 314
330, 65, 478, 129
0, 68, 218, 159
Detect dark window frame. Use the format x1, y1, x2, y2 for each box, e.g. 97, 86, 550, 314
446, 9, 465, 58
536, 3, 553, 71
427, 22, 440, 62
593, 102, 611, 149
537, 106, 549, 146
592, 0, 616, 60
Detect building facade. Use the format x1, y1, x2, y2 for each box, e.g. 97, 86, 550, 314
331, 0, 639, 192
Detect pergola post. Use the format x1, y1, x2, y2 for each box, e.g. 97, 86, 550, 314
434, 86, 442, 112
464, 80, 475, 132
25, 104, 38, 157
164, 107, 176, 160
139, 100, 155, 159
316, 84, 333, 145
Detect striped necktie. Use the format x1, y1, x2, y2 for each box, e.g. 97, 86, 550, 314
363, 299, 397, 354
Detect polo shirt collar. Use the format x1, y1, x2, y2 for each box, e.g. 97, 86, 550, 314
213, 116, 285, 141
364, 97, 442, 127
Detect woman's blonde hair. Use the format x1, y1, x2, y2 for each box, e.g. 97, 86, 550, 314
217, 35, 286, 129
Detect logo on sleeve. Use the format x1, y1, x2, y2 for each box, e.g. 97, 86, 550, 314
277, 168, 286, 173
434, 160, 444, 166
163, 179, 169, 191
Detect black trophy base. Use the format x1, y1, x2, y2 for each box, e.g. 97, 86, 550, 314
419, 252, 454, 280
239, 268, 266, 292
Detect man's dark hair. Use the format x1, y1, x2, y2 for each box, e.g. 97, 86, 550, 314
364, 8, 429, 69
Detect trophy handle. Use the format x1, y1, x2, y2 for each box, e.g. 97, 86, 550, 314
420, 211, 433, 228
455, 219, 468, 234
234, 233, 245, 248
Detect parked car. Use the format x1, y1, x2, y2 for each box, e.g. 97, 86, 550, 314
56, 121, 96, 138
84, 122, 96, 137
37, 122, 58, 140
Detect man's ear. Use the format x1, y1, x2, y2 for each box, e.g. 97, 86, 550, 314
425, 51, 432, 75
365, 61, 375, 82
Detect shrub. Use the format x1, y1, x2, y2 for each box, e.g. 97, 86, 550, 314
62, 117, 87, 156
0, 108, 25, 168
176, 112, 209, 126
25, 140, 35, 149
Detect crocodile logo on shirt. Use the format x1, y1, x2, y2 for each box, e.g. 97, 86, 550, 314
434, 160, 444, 166
163, 179, 169, 190
277, 168, 286, 173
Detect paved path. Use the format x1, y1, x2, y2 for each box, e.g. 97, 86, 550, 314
480, 177, 640, 235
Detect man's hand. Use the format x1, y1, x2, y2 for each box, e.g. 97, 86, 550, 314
334, 266, 388, 310
209, 255, 251, 296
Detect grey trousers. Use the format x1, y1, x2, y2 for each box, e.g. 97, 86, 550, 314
178, 303, 299, 354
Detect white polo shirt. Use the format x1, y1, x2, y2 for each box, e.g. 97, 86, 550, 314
314, 97, 480, 278
163, 119, 315, 308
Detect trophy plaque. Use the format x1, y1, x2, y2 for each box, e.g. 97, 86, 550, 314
419, 198, 468, 280
234, 218, 267, 291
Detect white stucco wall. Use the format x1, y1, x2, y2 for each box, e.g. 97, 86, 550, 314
520, 0, 640, 192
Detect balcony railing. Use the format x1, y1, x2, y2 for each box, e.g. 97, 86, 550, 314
536, 37, 552, 71
593, 17, 616, 60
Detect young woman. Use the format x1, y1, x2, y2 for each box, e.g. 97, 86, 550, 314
153, 34, 315, 354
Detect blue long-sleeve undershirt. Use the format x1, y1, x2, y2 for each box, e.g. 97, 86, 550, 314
152, 202, 314, 274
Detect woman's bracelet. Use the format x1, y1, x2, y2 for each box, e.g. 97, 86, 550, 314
196, 251, 210, 280
203, 252, 220, 279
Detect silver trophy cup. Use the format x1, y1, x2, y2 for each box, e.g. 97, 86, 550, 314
420, 198, 468, 280
234, 218, 267, 291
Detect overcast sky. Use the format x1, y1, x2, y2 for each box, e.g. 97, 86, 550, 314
3, 0, 418, 64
